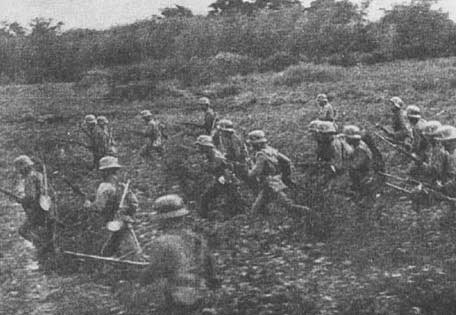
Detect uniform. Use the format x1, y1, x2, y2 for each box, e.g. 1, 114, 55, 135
410, 118, 428, 160
318, 103, 336, 122
391, 109, 412, 142
317, 134, 352, 172
140, 118, 163, 156
204, 108, 217, 135
87, 127, 109, 168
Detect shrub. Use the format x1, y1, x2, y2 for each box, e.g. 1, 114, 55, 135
259, 51, 299, 73
273, 63, 344, 87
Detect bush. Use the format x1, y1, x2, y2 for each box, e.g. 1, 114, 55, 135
259, 51, 299, 72
273, 63, 344, 87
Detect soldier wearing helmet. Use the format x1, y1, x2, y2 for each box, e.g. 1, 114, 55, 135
13, 155, 51, 246
246, 130, 310, 215
82, 114, 109, 169
316, 94, 337, 123
195, 135, 244, 218
198, 97, 217, 135
314, 121, 352, 173
343, 125, 376, 197
406, 105, 428, 157
138, 110, 164, 158
84, 156, 140, 257
377, 97, 412, 143
140, 194, 219, 312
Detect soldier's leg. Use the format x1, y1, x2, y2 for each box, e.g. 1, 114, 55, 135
275, 191, 309, 216
18, 218, 33, 242
224, 184, 246, 216
251, 189, 271, 215
200, 183, 222, 218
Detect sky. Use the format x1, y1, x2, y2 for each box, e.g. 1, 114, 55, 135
1, 0, 456, 30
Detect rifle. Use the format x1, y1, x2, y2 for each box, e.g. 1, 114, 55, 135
375, 132, 423, 164
375, 125, 394, 138
63, 250, 149, 266
61, 177, 86, 198
0, 187, 22, 203
385, 182, 413, 194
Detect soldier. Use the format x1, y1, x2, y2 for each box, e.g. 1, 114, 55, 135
406, 105, 428, 158
246, 130, 309, 215
83, 114, 109, 169
308, 120, 322, 160
13, 155, 52, 247
141, 194, 219, 312
316, 94, 337, 123
195, 135, 245, 218
411, 120, 443, 180
343, 125, 376, 198
199, 97, 217, 135
432, 126, 456, 193
314, 121, 352, 173
138, 110, 164, 158
83, 156, 141, 257
97, 115, 117, 156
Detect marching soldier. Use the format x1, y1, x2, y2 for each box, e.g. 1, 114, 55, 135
246, 130, 309, 215
141, 194, 219, 312
199, 97, 217, 135
195, 135, 245, 218
406, 105, 428, 158
83, 114, 109, 169
343, 125, 376, 198
138, 110, 164, 158
314, 121, 352, 173
13, 155, 52, 248
316, 94, 337, 124
97, 115, 117, 155
84, 156, 141, 257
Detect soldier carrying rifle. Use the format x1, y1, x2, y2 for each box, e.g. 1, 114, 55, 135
195, 135, 245, 218
84, 156, 141, 257
200, 97, 217, 135
82, 114, 109, 169
138, 110, 164, 158
377, 97, 412, 144
97, 115, 117, 156
316, 94, 337, 125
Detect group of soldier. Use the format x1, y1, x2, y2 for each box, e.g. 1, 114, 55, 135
8, 92, 456, 311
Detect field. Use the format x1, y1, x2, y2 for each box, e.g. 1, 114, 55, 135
2, 58, 456, 314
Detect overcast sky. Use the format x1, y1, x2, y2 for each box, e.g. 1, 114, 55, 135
1, 0, 456, 30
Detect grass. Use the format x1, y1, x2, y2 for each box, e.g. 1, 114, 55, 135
2, 57, 456, 314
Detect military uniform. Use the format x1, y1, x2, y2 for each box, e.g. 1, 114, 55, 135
141, 195, 218, 312
97, 116, 117, 156
199, 97, 217, 135
247, 131, 308, 215
85, 156, 140, 257
83, 115, 109, 168
196, 136, 244, 218
139, 110, 163, 157
315, 122, 352, 172
316, 94, 337, 123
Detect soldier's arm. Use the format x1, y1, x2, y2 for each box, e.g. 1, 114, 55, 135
120, 189, 139, 218
248, 153, 265, 178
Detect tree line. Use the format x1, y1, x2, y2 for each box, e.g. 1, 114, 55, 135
0, 0, 454, 85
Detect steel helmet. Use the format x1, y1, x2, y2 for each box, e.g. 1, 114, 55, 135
389, 97, 405, 109
97, 116, 109, 125
195, 135, 215, 148
421, 120, 442, 136
435, 125, 456, 142
343, 125, 362, 140
316, 94, 328, 103
218, 119, 235, 132
84, 114, 97, 124
406, 105, 421, 119
140, 110, 153, 118
317, 121, 337, 134
14, 155, 34, 169
153, 194, 189, 220
198, 97, 210, 106
98, 156, 122, 170
247, 130, 267, 144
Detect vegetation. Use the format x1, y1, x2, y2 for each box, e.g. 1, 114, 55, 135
0, 0, 455, 85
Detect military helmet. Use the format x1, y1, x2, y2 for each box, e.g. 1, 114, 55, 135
140, 110, 153, 118
406, 105, 421, 119
435, 125, 456, 142
422, 120, 442, 136
84, 114, 97, 124
247, 130, 267, 144
316, 94, 328, 103
98, 156, 122, 170
317, 121, 337, 134
308, 120, 321, 133
343, 125, 362, 140
218, 119, 234, 132
195, 135, 215, 148
153, 194, 189, 220
97, 115, 109, 125
389, 97, 405, 109
14, 155, 34, 169
198, 97, 211, 106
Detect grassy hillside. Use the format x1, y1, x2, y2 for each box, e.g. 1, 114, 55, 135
2, 58, 456, 314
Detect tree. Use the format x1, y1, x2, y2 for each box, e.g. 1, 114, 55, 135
161, 5, 193, 18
